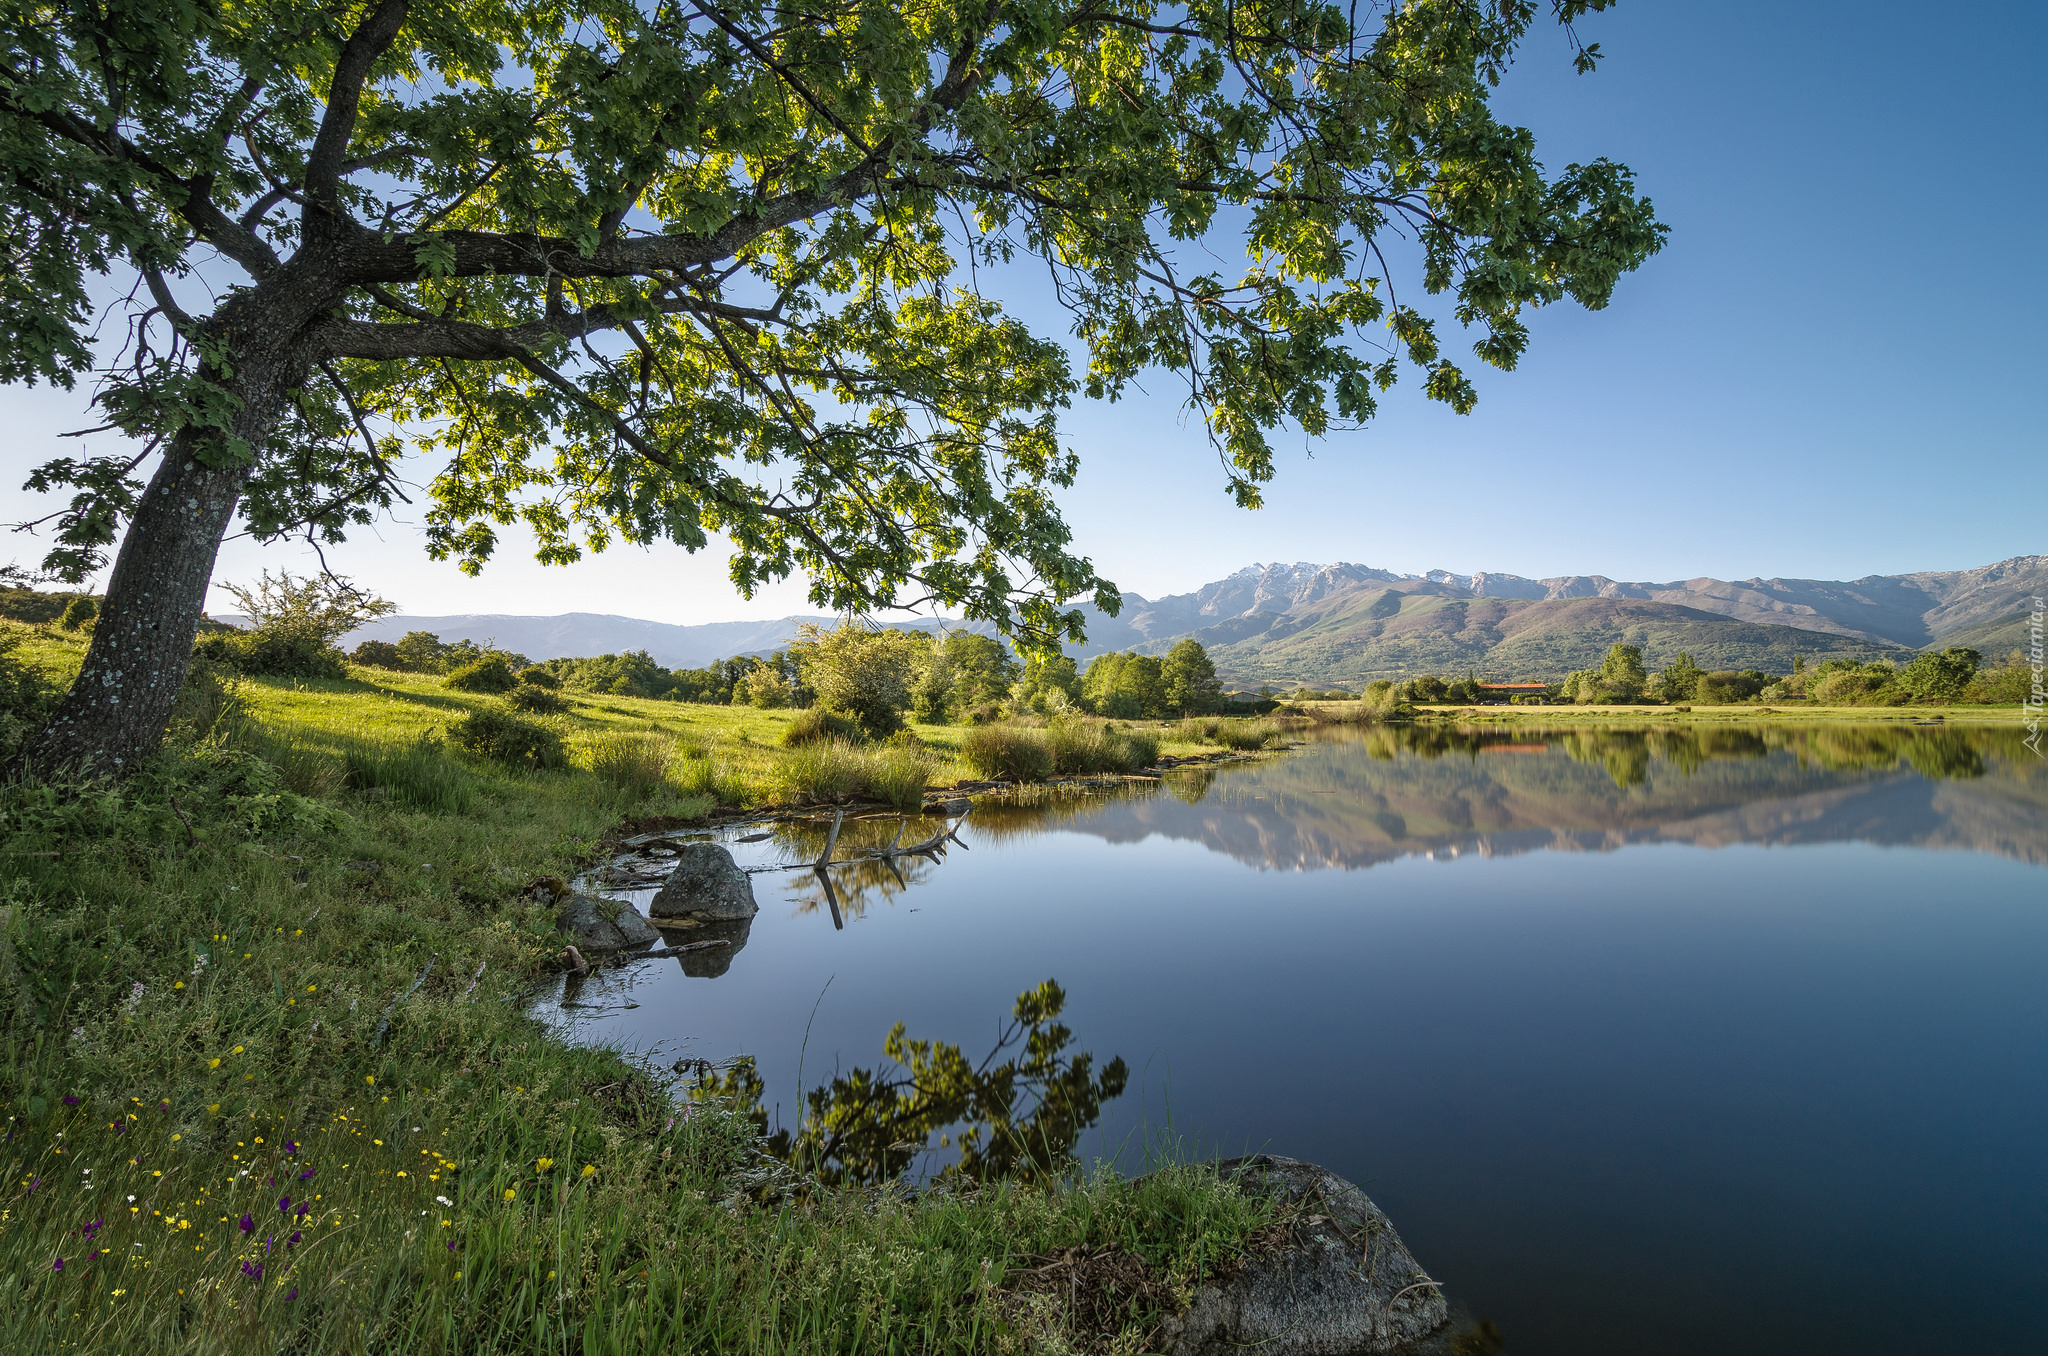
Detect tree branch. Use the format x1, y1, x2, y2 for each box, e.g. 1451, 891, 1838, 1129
304, 0, 412, 222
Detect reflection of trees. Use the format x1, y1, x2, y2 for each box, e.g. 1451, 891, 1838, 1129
786, 851, 939, 920
998, 722, 2044, 869
688, 981, 1127, 1187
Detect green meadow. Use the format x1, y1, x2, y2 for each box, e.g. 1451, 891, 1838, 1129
0, 623, 1278, 1354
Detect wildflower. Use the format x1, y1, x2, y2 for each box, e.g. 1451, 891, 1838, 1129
209, 1059, 221, 1069
284, 1140, 298, 1155
241, 1260, 263, 1281
285, 1287, 297, 1301
298, 1168, 314, 1180
435, 1196, 453, 1207
62, 1096, 80, 1106
288, 1230, 302, 1246
239, 1214, 254, 1235
536, 1157, 554, 1171
174, 981, 184, 989
295, 1202, 308, 1218
278, 1196, 291, 1213
503, 1188, 516, 1202
364, 1076, 374, 1086
122, 981, 145, 1016
208, 1104, 220, 1114
170, 1134, 181, 1142
581, 1165, 596, 1178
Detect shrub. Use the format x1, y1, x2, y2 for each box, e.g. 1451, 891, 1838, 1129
790, 622, 920, 737
738, 660, 796, 708
351, 638, 403, 669
211, 571, 395, 678
196, 626, 347, 679
784, 707, 864, 746
450, 705, 567, 767
960, 724, 1054, 782
517, 666, 562, 689
507, 683, 568, 714
1968, 651, 2035, 705
1214, 719, 1278, 750
57, 596, 97, 631
583, 731, 675, 800
446, 655, 519, 693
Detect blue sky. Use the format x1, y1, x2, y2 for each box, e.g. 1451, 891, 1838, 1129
3, 0, 2041, 622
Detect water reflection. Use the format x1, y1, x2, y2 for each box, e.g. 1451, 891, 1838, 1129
971, 724, 2045, 871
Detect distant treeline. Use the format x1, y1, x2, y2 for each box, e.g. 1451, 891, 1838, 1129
1314, 642, 2028, 708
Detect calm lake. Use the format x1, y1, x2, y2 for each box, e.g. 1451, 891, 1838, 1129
543, 723, 2047, 1355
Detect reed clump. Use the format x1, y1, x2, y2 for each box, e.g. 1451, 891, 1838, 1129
960, 723, 1055, 782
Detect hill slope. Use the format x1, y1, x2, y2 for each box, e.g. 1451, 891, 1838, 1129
331, 554, 2038, 684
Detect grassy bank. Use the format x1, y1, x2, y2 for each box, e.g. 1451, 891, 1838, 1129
0, 624, 1281, 1354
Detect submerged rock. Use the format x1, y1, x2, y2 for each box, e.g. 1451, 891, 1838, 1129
555, 891, 660, 954
649, 843, 757, 923
1160, 1155, 1449, 1355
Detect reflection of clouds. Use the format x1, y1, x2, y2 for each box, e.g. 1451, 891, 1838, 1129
976, 726, 2047, 871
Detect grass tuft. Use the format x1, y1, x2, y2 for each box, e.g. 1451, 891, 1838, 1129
961, 724, 1055, 782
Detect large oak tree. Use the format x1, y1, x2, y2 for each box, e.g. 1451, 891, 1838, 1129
1, 0, 1661, 772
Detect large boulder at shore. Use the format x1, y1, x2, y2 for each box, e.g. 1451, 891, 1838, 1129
555, 891, 660, 953
649, 843, 758, 923
1159, 1156, 1450, 1355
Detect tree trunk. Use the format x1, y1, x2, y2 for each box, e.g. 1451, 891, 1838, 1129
22, 313, 310, 776
24, 433, 255, 774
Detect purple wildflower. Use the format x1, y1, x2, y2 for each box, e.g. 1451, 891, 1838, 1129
239, 1213, 255, 1235
241, 1260, 263, 1281
80, 1218, 103, 1239
26, 1176, 38, 1195
285, 1287, 298, 1302
294, 1202, 308, 1219
113, 1121, 126, 1135
52, 1258, 63, 1272
61, 1096, 79, 1106
284, 1140, 298, 1155
297, 1168, 314, 1181
159, 1100, 170, 1111
288, 1230, 302, 1246
278, 1195, 291, 1213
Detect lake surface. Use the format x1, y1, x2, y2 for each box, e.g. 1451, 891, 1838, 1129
543, 724, 2048, 1355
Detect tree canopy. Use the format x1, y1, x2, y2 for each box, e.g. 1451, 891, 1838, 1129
2, 0, 1660, 770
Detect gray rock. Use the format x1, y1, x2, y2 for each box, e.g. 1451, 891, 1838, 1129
926, 797, 973, 817
555, 891, 661, 953
649, 843, 758, 923
1160, 1156, 1449, 1356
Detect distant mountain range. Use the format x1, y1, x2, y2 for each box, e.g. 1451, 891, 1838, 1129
340, 554, 2045, 686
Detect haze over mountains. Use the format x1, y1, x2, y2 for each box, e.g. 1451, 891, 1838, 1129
343, 554, 2046, 687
